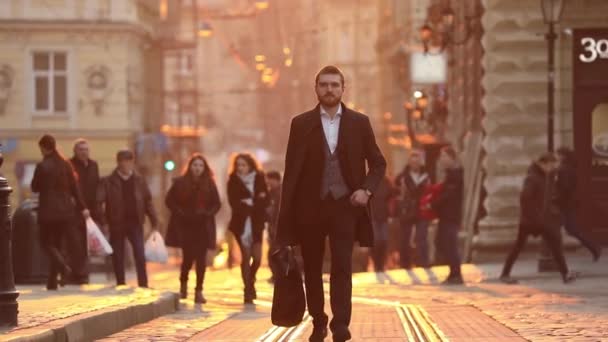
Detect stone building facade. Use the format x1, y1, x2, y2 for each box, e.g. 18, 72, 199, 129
0, 0, 162, 209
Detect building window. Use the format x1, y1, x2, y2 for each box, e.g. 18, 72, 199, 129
32, 51, 68, 114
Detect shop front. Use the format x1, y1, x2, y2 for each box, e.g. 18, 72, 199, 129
573, 28, 608, 244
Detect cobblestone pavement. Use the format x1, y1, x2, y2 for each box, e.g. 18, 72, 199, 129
4, 251, 607, 341
106, 252, 608, 341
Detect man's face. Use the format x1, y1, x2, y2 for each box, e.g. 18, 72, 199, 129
74, 142, 90, 161
439, 151, 453, 168
267, 178, 280, 190
118, 159, 134, 174
409, 152, 422, 169
315, 74, 344, 108
39, 146, 52, 157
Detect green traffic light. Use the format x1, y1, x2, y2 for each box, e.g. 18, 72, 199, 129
164, 160, 176, 171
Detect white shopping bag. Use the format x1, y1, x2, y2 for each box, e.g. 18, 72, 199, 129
145, 230, 169, 264
86, 218, 113, 256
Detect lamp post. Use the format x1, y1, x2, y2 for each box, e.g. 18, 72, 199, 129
404, 90, 430, 148
538, 0, 564, 272
541, 0, 564, 152
0, 144, 19, 326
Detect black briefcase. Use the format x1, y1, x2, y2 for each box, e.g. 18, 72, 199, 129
270, 247, 306, 327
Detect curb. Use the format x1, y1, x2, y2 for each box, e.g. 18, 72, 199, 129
4, 292, 179, 342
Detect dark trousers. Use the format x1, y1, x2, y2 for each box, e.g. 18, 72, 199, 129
400, 219, 430, 268
300, 196, 357, 333
563, 210, 598, 256
180, 228, 208, 290
68, 218, 89, 283
372, 220, 388, 271
110, 225, 148, 287
39, 218, 83, 287
437, 221, 462, 278
502, 226, 569, 278
236, 237, 262, 295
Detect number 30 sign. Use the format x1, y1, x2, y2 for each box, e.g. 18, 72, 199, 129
579, 37, 608, 63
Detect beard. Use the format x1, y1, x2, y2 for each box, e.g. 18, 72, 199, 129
318, 93, 341, 107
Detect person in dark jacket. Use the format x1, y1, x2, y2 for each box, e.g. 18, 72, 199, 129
500, 153, 576, 284
68, 138, 100, 284
432, 146, 464, 285
556, 147, 601, 261
227, 153, 269, 304
165, 153, 220, 304
265, 170, 282, 283
98, 149, 158, 288
370, 175, 398, 272
31, 134, 90, 290
395, 149, 431, 269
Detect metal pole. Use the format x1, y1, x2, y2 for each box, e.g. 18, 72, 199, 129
538, 21, 559, 272
0, 150, 19, 326
547, 22, 556, 152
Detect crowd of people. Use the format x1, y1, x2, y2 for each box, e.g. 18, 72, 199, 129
28, 65, 601, 342
29, 133, 598, 298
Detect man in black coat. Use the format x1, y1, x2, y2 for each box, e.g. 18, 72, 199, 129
276, 66, 386, 342
69, 138, 100, 284
432, 146, 464, 285
500, 153, 576, 284
98, 149, 158, 288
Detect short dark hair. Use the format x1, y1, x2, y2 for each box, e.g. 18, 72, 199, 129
266, 170, 281, 182
537, 152, 557, 164
116, 149, 134, 161
315, 65, 345, 86
39, 134, 56, 151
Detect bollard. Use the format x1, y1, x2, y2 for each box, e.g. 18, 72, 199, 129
0, 147, 19, 326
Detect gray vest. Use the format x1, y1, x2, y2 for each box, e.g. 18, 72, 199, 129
320, 134, 350, 199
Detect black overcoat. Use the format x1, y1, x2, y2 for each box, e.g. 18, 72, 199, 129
276, 103, 387, 247
165, 176, 221, 249
227, 172, 269, 244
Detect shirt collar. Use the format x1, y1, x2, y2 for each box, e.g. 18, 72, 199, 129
320, 103, 343, 118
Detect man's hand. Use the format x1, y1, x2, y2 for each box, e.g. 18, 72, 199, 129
350, 189, 370, 207
82, 209, 91, 219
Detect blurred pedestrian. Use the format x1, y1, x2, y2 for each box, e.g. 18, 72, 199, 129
556, 147, 601, 261
500, 153, 577, 284
227, 153, 269, 304
275, 66, 386, 342
265, 170, 282, 283
68, 138, 100, 284
165, 153, 220, 304
31, 134, 90, 290
432, 146, 464, 285
395, 149, 431, 269
370, 175, 398, 272
98, 149, 158, 288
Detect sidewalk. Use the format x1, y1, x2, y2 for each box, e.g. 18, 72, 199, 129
0, 271, 178, 342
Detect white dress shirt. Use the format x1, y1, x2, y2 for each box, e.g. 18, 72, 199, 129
320, 103, 342, 154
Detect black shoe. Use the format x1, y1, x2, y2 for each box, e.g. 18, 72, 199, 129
332, 326, 351, 342
180, 282, 187, 299
563, 273, 577, 284
499, 275, 518, 284
309, 326, 328, 342
441, 276, 464, 285
46, 280, 58, 291
593, 248, 602, 262
194, 290, 206, 304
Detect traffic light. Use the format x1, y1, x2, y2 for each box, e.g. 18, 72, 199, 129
164, 160, 176, 172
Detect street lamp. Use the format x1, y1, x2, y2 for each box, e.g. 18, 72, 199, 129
419, 3, 481, 53
538, 0, 564, 273
540, 0, 564, 152
254, 0, 270, 10
198, 21, 213, 38
0, 144, 19, 326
